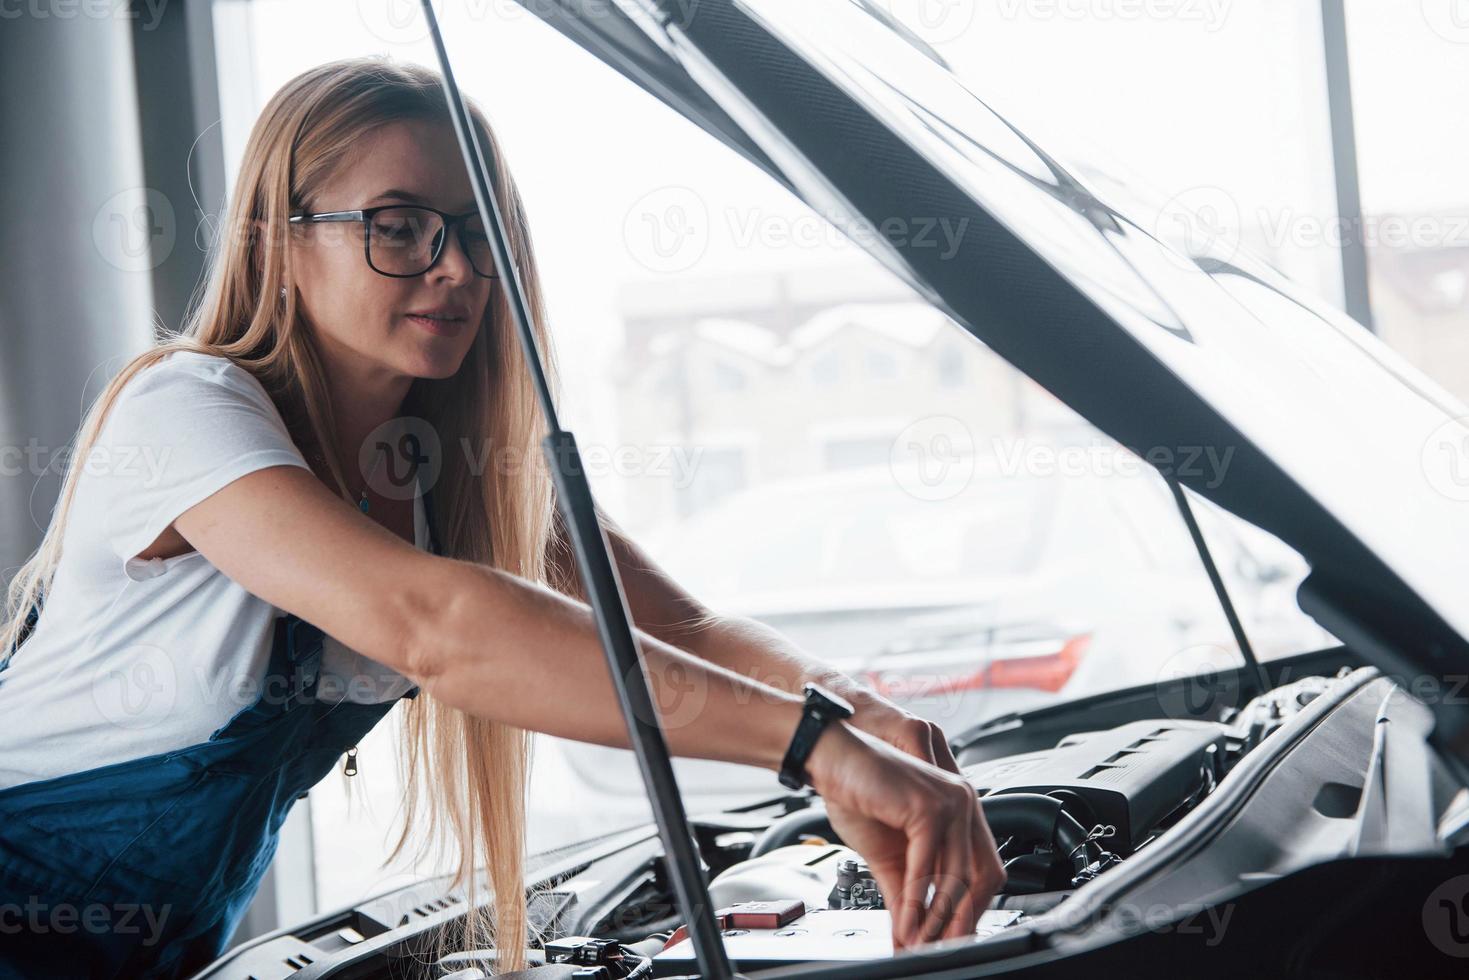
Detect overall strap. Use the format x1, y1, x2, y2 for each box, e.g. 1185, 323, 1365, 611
422, 479, 442, 557
207, 612, 325, 740
274, 614, 327, 710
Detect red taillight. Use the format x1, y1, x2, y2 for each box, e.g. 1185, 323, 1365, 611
862, 633, 1091, 698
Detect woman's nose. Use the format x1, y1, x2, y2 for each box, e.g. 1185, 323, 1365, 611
430, 228, 475, 283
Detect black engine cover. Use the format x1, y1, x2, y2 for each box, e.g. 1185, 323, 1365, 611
964, 719, 1227, 851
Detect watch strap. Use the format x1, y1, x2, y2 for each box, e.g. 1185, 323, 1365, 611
778, 683, 854, 791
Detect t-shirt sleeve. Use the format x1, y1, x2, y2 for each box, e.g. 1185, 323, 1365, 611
95, 352, 313, 570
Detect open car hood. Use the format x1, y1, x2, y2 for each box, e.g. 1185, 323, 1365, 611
512, 0, 1469, 757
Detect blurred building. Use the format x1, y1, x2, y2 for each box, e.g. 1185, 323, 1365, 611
610, 265, 1070, 532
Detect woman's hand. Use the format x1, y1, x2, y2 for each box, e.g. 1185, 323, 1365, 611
804, 719, 1005, 951
831, 683, 965, 776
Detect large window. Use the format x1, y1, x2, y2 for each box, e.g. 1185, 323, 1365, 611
1344, 1, 1469, 402
217, 0, 1358, 915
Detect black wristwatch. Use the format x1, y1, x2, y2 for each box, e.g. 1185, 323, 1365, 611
778, 683, 855, 791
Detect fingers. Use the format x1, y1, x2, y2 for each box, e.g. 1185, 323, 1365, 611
909, 784, 992, 949
897, 828, 937, 949
899, 717, 961, 775
824, 728, 998, 952
925, 818, 976, 943
898, 717, 939, 768
929, 722, 963, 775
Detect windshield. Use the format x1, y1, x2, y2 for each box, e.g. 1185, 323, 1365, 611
543, 0, 1355, 810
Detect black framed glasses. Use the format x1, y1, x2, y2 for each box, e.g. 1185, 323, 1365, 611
288, 205, 499, 279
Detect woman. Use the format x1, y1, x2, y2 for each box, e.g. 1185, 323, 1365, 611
0, 57, 1003, 977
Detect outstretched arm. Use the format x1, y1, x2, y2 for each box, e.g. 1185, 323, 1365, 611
173, 465, 1001, 947
547, 508, 964, 774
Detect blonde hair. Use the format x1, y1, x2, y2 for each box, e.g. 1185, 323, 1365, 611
1, 55, 567, 972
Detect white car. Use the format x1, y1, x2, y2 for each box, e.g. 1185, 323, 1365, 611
558, 448, 1333, 820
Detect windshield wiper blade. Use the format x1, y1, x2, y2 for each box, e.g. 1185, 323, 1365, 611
1164, 475, 1271, 700
419, 5, 735, 978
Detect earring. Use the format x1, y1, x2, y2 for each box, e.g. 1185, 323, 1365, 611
279, 286, 287, 300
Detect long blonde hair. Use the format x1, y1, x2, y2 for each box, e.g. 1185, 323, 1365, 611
0, 56, 565, 971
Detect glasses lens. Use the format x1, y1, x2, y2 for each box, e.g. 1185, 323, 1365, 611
462, 213, 496, 279
367, 207, 443, 276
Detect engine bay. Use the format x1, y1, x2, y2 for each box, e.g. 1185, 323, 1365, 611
643, 675, 1331, 975
200, 661, 1469, 979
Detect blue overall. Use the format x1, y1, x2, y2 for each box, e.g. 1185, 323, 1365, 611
0, 487, 440, 979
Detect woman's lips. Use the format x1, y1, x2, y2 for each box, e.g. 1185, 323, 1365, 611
406, 313, 465, 337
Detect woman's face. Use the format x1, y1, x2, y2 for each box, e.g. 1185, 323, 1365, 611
288, 118, 494, 382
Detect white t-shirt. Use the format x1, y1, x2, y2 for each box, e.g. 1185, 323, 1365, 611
0, 350, 423, 789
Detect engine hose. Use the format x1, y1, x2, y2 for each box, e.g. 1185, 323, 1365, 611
751, 793, 1093, 876
981, 793, 1094, 876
